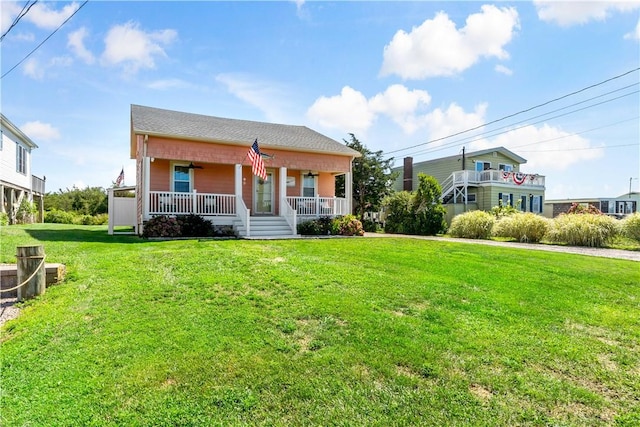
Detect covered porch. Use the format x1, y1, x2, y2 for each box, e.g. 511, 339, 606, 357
140, 161, 352, 237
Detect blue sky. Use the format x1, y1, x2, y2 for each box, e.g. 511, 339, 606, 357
1, 0, 639, 199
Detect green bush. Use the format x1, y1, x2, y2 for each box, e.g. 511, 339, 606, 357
490, 201, 519, 218
361, 219, 380, 233
449, 210, 495, 239
142, 215, 181, 238
382, 191, 413, 234
0, 212, 8, 226
621, 212, 640, 242
16, 199, 37, 224
177, 214, 215, 237
547, 213, 620, 247
334, 214, 364, 236
297, 219, 322, 235
45, 209, 76, 224
492, 213, 550, 243
297, 216, 363, 236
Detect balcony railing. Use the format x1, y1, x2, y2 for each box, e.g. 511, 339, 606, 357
148, 191, 236, 216
452, 170, 545, 187
286, 197, 348, 216
32, 175, 46, 194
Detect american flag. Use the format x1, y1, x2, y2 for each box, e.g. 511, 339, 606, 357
247, 139, 267, 181
115, 168, 124, 187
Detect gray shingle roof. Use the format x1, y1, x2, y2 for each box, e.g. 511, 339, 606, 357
131, 104, 359, 157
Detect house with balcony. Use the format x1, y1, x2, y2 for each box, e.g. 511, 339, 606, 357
0, 114, 46, 224
130, 105, 360, 237
393, 147, 545, 223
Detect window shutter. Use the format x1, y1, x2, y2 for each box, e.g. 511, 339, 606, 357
510, 193, 514, 207
498, 192, 502, 206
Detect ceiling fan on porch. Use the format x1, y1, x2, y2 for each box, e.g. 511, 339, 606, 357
187, 162, 204, 169
305, 171, 319, 177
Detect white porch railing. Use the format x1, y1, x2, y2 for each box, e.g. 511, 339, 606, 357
148, 191, 236, 216
451, 170, 545, 187
286, 197, 348, 216
281, 197, 297, 233
236, 196, 250, 238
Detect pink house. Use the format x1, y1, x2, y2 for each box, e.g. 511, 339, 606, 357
131, 105, 360, 237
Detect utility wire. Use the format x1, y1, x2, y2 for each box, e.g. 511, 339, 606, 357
1, 0, 89, 80
400, 89, 639, 159
0, 0, 38, 42
385, 67, 640, 156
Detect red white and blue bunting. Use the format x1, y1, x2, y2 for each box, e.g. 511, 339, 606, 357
501, 172, 538, 186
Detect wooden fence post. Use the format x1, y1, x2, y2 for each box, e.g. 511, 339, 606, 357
16, 245, 46, 302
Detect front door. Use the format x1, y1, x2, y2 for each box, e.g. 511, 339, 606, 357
254, 171, 274, 214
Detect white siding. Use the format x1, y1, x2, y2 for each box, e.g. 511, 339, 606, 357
0, 126, 32, 190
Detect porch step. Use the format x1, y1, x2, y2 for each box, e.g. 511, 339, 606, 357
233, 216, 297, 238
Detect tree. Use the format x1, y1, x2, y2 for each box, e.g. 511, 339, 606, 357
45, 186, 108, 215
338, 134, 397, 221
382, 173, 447, 236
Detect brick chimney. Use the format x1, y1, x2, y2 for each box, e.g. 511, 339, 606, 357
403, 157, 413, 191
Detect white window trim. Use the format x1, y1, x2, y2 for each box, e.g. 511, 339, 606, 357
171, 162, 193, 193
16, 143, 27, 175
475, 161, 491, 172
301, 172, 317, 197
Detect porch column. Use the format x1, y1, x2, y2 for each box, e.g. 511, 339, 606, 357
279, 166, 287, 215
143, 156, 151, 220
0, 184, 5, 214
344, 171, 353, 215
235, 164, 243, 198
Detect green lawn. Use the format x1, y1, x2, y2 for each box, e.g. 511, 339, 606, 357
1, 224, 639, 426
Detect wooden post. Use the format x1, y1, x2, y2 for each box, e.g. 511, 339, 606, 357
16, 245, 46, 301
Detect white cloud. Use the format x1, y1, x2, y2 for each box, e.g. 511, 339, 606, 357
624, 18, 640, 40
25, 2, 80, 30
68, 27, 95, 64
424, 102, 488, 143
20, 121, 61, 142
369, 85, 432, 134
215, 73, 293, 122
307, 86, 375, 135
147, 78, 197, 90
0, 1, 22, 34
495, 64, 513, 76
469, 123, 603, 171
22, 57, 44, 80
380, 5, 519, 79
101, 21, 177, 74
534, 1, 640, 27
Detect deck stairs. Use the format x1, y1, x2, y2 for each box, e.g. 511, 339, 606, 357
233, 216, 297, 238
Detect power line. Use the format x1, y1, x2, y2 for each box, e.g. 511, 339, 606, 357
0, 0, 38, 43
385, 67, 640, 156
400, 89, 639, 159
1, 0, 89, 80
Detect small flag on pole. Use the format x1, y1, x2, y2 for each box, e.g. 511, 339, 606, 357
115, 168, 124, 187
247, 139, 267, 181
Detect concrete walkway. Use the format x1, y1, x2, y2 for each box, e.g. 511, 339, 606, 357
364, 233, 640, 262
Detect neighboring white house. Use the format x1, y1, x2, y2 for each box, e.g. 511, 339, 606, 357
0, 114, 45, 224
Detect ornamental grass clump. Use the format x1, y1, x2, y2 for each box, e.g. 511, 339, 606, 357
492, 212, 550, 243
448, 210, 495, 239
622, 212, 640, 242
546, 213, 620, 247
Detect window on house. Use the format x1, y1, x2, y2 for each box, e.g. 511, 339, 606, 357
499, 164, 513, 172
302, 175, 316, 197
520, 195, 527, 212
498, 192, 512, 207
531, 195, 542, 213
16, 144, 26, 174
467, 194, 476, 203
475, 161, 491, 172
173, 165, 191, 192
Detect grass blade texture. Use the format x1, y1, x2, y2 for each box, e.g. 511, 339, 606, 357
1, 224, 638, 426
